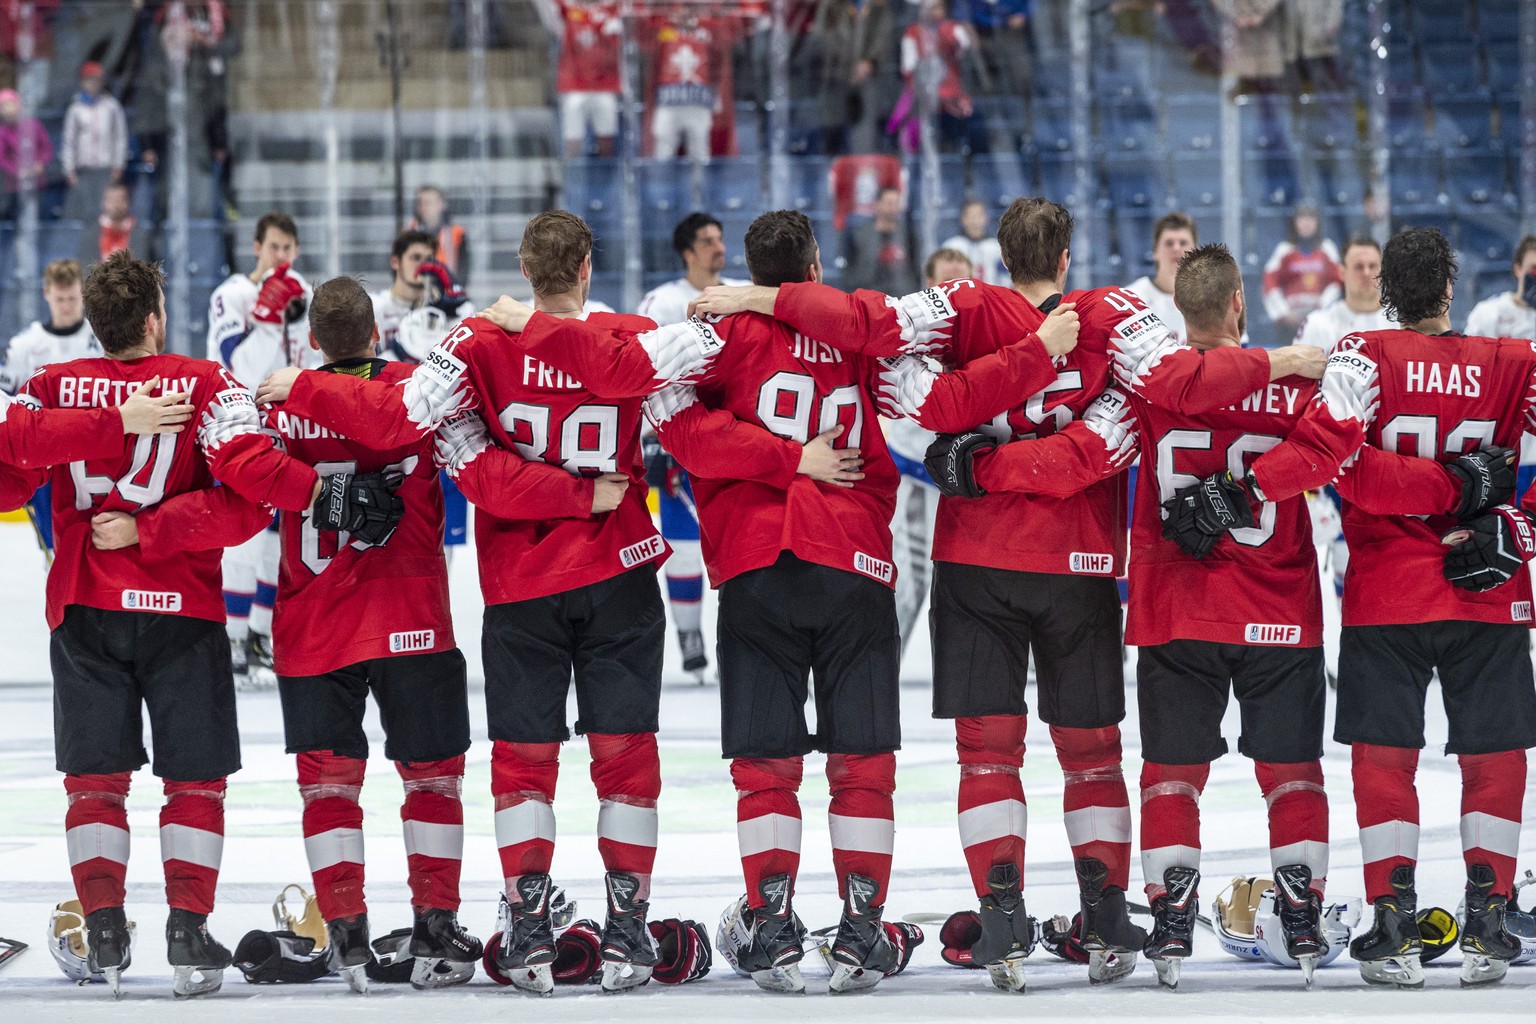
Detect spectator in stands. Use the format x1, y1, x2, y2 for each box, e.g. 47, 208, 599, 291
941, 199, 1005, 285
541, 1, 621, 158
814, 0, 893, 155
1125, 211, 1198, 343
924, 245, 972, 285
648, 8, 729, 163
61, 61, 128, 223
79, 181, 145, 267
1294, 235, 1392, 354
1465, 235, 1536, 341
408, 185, 471, 286
0, 0, 59, 108
969, 0, 1032, 99
0, 86, 51, 221
842, 184, 919, 294
1262, 201, 1340, 343
892, 0, 986, 154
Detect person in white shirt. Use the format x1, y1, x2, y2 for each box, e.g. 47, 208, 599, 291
1124, 211, 1197, 342
637, 212, 748, 681
1465, 234, 1536, 342
372, 228, 476, 364
941, 199, 1006, 286
1296, 236, 1394, 354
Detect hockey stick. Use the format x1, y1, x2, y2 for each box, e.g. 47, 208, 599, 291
0, 937, 29, 971
1127, 898, 1215, 930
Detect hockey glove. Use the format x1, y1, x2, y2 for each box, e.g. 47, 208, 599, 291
881, 921, 924, 976
1447, 445, 1517, 519
648, 918, 713, 984
939, 910, 983, 968
924, 431, 998, 499
252, 263, 306, 325
418, 259, 468, 315
1442, 505, 1536, 592
311, 470, 406, 547
552, 919, 603, 985
232, 929, 331, 984
1161, 471, 1257, 559
1039, 913, 1091, 964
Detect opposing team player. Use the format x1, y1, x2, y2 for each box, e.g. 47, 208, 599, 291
1296, 236, 1394, 354
1181, 227, 1536, 989
637, 212, 749, 680
206, 211, 316, 686
693, 197, 1324, 990
1464, 234, 1536, 340
256, 211, 725, 994
12, 251, 395, 998
495, 209, 1076, 994
1123, 212, 1197, 343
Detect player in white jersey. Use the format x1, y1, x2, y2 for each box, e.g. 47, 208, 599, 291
371, 228, 476, 363
1124, 211, 1197, 343
1296, 236, 1395, 353
205, 212, 315, 687
941, 200, 1006, 286
1466, 234, 1536, 341
637, 212, 748, 679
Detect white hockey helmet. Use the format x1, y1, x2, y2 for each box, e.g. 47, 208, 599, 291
715, 894, 755, 978
1254, 890, 1358, 969
48, 900, 135, 983
1213, 876, 1357, 969
395, 305, 453, 363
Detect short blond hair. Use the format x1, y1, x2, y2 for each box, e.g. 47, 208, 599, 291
519, 210, 593, 296
43, 258, 82, 290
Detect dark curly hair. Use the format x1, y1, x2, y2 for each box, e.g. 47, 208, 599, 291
1379, 227, 1457, 326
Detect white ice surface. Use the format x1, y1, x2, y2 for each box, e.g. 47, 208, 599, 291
0, 519, 1532, 1021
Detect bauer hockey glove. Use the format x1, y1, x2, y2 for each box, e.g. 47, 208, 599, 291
1442, 505, 1536, 592
1161, 470, 1257, 559
252, 263, 306, 325
648, 918, 713, 984
418, 259, 468, 315
925, 431, 998, 499
552, 919, 603, 985
1446, 445, 1517, 519
311, 469, 406, 547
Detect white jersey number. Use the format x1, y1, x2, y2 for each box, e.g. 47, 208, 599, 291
1155, 429, 1282, 547
69, 434, 177, 511
755, 371, 864, 447
499, 402, 621, 475
1379, 415, 1498, 460
301, 456, 418, 575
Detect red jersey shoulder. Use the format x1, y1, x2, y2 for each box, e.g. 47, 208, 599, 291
1068, 285, 1153, 352
585, 311, 656, 333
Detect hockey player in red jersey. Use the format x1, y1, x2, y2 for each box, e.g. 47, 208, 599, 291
9, 251, 405, 998
255, 211, 728, 994
1173, 228, 1536, 989
933, 243, 1473, 988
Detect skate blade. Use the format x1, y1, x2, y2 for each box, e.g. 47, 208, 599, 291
1152, 956, 1182, 991
1297, 953, 1319, 990
339, 962, 368, 994
829, 962, 883, 994
104, 966, 123, 999
984, 953, 1027, 993
410, 956, 475, 990
750, 963, 805, 993
239, 666, 277, 692
171, 965, 224, 999
1459, 953, 1509, 987
600, 961, 654, 992
1359, 955, 1424, 989
1088, 948, 1137, 985
506, 962, 554, 996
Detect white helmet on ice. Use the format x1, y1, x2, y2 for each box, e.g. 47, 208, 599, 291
47, 899, 135, 983
1213, 876, 1356, 969
396, 305, 453, 363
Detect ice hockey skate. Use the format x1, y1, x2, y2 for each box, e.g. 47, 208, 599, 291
825, 874, 898, 993
1350, 865, 1423, 988
1144, 866, 1199, 990
599, 871, 659, 992
327, 913, 370, 994
1272, 864, 1326, 988
717, 874, 808, 993
486, 875, 558, 995
166, 908, 232, 998
1074, 856, 1144, 985
970, 864, 1034, 992
409, 906, 480, 989
85, 906, 133, 998
678, 628, 708, 683
1459, 863, 1521, 987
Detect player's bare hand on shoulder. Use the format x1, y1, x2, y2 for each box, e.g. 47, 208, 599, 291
1269, 344, 1327, 380
90, 511, 139, 550
1035, 301, 1079, 358
689, 285, 776, 319
798, 425, 864, 488
479, 295, 535, 333
256, 367, 302, 405
591, 472, 630, 514
118, 377, 194, 434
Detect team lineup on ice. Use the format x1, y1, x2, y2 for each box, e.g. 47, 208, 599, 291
2, 186, 1536, 1024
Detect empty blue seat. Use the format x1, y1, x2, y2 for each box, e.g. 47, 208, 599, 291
1169, 152, 1223, 209
1419, 43, 1484, 97
1099, 96, 1158, 153
1458, 216, 1513, 263
563, 158, 622, 218
970, 152, 1031, 209
1163, 93, 1221, 152
1105, 153, 1168, 211
1432, 96, 1496, 148
1484, 42, 1520, 96
704, 158, 763, 214
1244, 151, 1301, 208
1026, 97, 1073, 154
1444, 147, 1510, 205
1390, 150, 1444, 208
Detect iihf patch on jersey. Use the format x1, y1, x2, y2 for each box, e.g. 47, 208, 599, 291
389, 629, 436, 653
853, 551, 894, 584
619, 534, 666, 568
1512, 602, 1532, 623
1244, 623, 1301, 645
1070, 552, 1115, 575
121, 589, 183, 612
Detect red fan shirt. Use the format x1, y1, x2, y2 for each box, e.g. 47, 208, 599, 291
557, 1, 621, 94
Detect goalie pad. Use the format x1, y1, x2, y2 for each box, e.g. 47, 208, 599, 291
48, 900, 136, 984
233, 929, 331, 984
648, 918, 713, 984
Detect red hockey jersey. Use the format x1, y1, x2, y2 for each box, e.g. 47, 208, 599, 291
18, 354, 319, 628
557, 1, 621, 94
279, 312, 729, 603
1251, 329, 1536, 627
266, 358, 454, 677
772, 279, 1161, 576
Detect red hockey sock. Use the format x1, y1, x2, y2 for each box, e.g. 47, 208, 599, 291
589, 732, 662, 900
956, 715, 1027, 898
1352, 743, 1420, 902
398, 756, 466, 912
826, 752, 896, 902
1255, 759, 1328, 895
732, 757, 803, 908
1458, 750, 1526, 897
1051, 725, 1132, 891
298, 752, 367, 920
64, 772, 132, 916
491, 740, 559, 900
160, 777, 226, 915
1139, 761, 1209, 900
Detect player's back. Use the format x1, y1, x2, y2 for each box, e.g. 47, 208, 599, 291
268, 358, 452, 675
